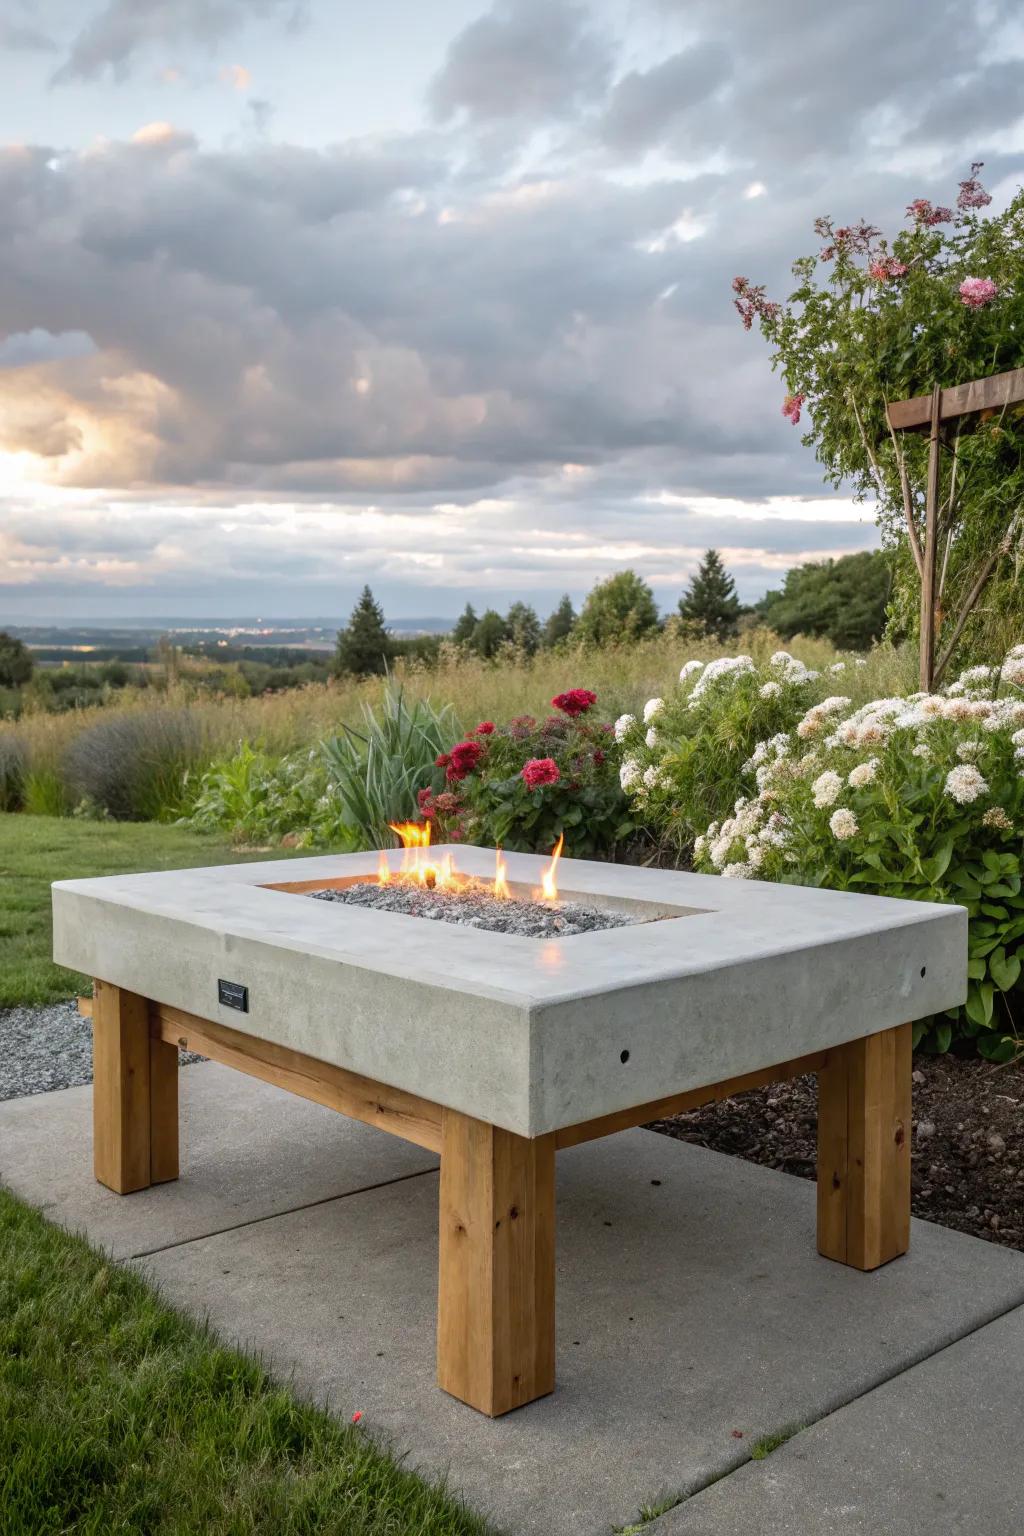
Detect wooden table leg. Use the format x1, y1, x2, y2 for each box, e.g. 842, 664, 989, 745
92, 981, 179, 1193
817, 1022, 911, 1270
437, 1107, 555, 1415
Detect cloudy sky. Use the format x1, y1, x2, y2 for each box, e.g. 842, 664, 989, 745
1, 0, 1023, 622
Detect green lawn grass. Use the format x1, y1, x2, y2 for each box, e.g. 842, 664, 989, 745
0, 814, 305, 1008
0, 1187, 492, 1535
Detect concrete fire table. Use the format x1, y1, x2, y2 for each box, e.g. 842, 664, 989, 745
52, 846, 967, 1417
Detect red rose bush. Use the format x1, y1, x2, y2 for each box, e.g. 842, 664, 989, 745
419, 688, 632, 857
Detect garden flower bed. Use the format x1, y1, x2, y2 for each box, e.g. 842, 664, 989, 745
420, 688, 633, 857
619, 645, 1024, 1060
651, 1052, 1024, 1252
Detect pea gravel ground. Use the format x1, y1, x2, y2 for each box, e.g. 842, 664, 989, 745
0, 1002, 203, 1103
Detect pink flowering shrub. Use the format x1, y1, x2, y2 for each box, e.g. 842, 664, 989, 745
868, 257, 908, 282
734, 162, 1024, 670
694, 644, 1024, 1059
420, 692, 632, 857
959, 276, 999, 308
906, 199, 954, 227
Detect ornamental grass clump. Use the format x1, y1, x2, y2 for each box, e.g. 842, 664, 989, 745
420, 688, 632, 857
62, 708, 203, 821
693, 643, 1024, 1059
0, 729, 27, 812
615, 650, 848, 852
321, 686, 458, 847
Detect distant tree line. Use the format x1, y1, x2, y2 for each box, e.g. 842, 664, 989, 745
755, 549, 891, 650
333, 547, 891, 676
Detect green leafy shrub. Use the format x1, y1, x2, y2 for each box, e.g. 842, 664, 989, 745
615, 650, 847, 852
186, 743, 358, 849
62, 709, 203, 821
321, 687, 459, 848
422, 689, 632, 857
187, 688, 457, 850
693, 644, 1024, 1059
0, 730, 27, 811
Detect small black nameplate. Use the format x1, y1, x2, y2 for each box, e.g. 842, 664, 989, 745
218, 979, 249, 1012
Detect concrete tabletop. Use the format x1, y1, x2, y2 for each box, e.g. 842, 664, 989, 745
53, 847, 966, 1137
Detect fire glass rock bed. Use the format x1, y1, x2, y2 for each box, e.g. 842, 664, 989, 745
52, 845, 967, 1418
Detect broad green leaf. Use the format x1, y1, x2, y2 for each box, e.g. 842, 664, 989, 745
989, 949, 1022, 992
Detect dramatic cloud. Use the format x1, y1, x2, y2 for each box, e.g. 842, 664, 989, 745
0, 18, 58, 52
0, 134, 795, 501
0, 478, 877, 616
0, 329, 97, 367
600, 42, 732, 155
50, 0, 305, 84
428, 0, 612, 124
1, 0, 1022, 617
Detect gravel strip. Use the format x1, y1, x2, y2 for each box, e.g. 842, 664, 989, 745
308, 881, 641, 937
0, 1001, 205, 1103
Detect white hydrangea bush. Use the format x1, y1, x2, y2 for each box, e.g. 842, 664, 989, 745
693, 644, 1024, 1059
616, 650, 829, 848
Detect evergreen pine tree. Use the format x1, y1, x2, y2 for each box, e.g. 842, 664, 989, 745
678, 549, 742, 640
471, 609, 510, 658
451, 603, 478, 645
505, 601, 542, 655
335, 586, 391, 676
542, 594, 576, 647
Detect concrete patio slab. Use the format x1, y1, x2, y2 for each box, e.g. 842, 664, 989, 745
655, 1303, 1024, 1536
120, 1111, 1024, 1535
0, 1062, 437, 1259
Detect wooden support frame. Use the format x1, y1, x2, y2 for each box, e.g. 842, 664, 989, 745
437, 1108, 556, 1416
89, 984, 913, 1412
152, 1003, 442, 1153
816, 1022, 912, 1270
886, 366, 1024, 432
919, 385, 942, 691
887, 366, 1024, 693
92, 980, 178, 1194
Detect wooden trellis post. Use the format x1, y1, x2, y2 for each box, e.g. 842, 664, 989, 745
887, 367, 1024, 692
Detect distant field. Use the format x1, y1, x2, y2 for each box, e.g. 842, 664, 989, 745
0, 816, 308, 1008
3, 628, 915, 794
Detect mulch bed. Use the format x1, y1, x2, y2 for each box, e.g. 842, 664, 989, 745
648, 1054, 1024, 1252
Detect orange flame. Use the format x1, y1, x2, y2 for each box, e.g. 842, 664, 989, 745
387, 819, 458, 890
370, 824, 562, 903
538, 833, 564, 902
389, 821, 431, 848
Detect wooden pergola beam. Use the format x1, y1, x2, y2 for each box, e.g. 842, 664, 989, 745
887, 367, 1024, 432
